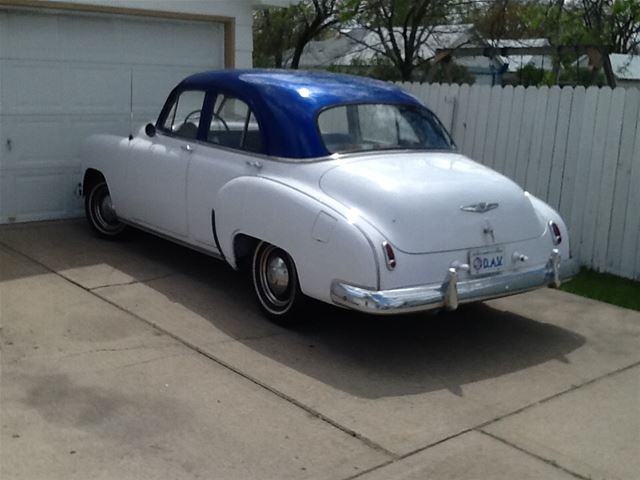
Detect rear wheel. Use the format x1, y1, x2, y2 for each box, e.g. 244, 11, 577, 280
85, 181, 128, 239
252, 242, 305, 325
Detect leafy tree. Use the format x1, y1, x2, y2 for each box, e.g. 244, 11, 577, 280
471, 0, 640, 53
253, 1, 340, 69
253, 8, 298, 68
578, 0, 640, 53
340, 0, 458, 81
470, 0, 546, 41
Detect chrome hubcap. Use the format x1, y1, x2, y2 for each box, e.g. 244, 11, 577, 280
91, 184, 124, 234
257, 245, 293, 308
266, 255, 290, 296
99, 194, 117, 224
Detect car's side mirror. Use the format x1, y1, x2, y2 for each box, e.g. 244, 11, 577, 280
145, 123, 156, 138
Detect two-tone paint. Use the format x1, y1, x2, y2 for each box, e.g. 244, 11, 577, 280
81, 70, 578, 316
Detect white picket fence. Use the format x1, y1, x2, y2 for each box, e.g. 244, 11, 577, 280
398, 82, 640, 280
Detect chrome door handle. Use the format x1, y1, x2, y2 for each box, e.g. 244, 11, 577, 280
246, 160, 263, 169
181, 144, 194, 153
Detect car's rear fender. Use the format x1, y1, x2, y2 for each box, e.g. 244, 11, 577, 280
527, 194, 572, 261
215, 176, 380, 303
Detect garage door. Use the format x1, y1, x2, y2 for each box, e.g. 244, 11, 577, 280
0, 9, 223, 223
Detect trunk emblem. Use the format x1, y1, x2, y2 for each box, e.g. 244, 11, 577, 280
460, 202, 499, 213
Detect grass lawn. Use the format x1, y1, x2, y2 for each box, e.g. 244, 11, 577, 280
561, 269, 640, 312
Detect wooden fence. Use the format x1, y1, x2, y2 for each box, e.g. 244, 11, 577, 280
398, 82, 640, 280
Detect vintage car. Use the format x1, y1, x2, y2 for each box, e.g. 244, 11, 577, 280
81, 70, 577, 324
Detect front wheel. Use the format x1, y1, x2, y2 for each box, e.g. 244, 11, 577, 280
252, 242, 305, 325
85, 181, 128, 239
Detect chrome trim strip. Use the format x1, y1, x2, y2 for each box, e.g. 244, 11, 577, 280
120, 219, 225, 262
154, 131, 455, 164
331, 253, 579, 315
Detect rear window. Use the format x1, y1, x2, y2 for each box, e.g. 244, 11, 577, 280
317, 103, 454, 154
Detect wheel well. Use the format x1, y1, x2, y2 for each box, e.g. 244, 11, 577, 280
83, 169, 105, 197
233, 234, 259, 271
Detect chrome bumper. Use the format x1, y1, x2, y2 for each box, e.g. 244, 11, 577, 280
330, 249, 579, 315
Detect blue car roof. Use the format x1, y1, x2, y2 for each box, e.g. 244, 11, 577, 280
177, 69, 423, 159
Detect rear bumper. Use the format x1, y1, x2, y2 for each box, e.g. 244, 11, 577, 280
331, 249, 579, 315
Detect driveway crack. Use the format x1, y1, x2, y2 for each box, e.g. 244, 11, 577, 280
477, 429, 590, 480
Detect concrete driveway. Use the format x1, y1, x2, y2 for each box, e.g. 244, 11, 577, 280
1, 220, 639, 480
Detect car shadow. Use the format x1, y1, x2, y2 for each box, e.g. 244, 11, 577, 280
127, 230, 585, 399
1, 221, 587, 399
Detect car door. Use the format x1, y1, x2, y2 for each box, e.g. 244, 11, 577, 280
187, 93, 266, 250
126, 89, 207, 239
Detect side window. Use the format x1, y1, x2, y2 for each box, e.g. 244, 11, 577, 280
161, 90, 206, 140
207, 95, 263, 154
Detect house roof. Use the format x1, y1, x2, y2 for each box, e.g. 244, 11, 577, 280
492, 39, 553, 72
609, 54, 640, 80
291, 26, 552, 75
457, 38, 553, 73
291, 25, 474, 68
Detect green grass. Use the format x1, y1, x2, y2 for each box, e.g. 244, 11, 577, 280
561, 268, 640, 312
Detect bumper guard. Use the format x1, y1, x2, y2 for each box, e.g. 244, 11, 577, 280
330, 249, 579, 315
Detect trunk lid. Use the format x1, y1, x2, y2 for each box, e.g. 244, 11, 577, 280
319, 152, 544, 253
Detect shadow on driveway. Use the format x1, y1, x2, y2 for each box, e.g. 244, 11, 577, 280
1, 220, 586, 399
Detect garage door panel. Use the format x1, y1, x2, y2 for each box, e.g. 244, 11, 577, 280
165, 22, 223, 65
0, 11, 7, 60
63, 66, 131, 113
2, 11, 61, 61
58, 14, 121, 64
1, 169, 82, 222
1, 61, 133, 115
1, 62, 64, 114
132, 66, 205, 114
0, 172, 9, 222
121, 19, 223, 67
0, 9, 224, 224
2, 118, 68, 169
1, 115, 129, 170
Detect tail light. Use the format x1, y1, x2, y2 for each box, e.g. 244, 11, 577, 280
382, 241, 396, 270
549, 221, 562, 245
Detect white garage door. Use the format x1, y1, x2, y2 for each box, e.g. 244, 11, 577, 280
0, 9, 223, 223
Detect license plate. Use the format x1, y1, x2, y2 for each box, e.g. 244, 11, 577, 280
469, 247, 505, 276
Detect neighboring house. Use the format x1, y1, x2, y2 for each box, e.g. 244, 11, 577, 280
458, 38, 553, 85
0, 0, 293, 224
290, 27, 552, 86
288, 24, 474, 70
609, 53, 640, 89
574, 52, 640, 89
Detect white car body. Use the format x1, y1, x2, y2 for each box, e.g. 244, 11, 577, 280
81, 70, 577, 317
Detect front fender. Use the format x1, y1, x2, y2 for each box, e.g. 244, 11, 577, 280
80, 134, 131, 209
215, 176, 379, 303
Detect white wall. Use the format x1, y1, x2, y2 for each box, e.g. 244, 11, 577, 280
399, 82, 640, 280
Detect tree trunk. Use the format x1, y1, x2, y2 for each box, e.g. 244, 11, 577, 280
290, 41, 305, 69
400, 62, 413, 81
